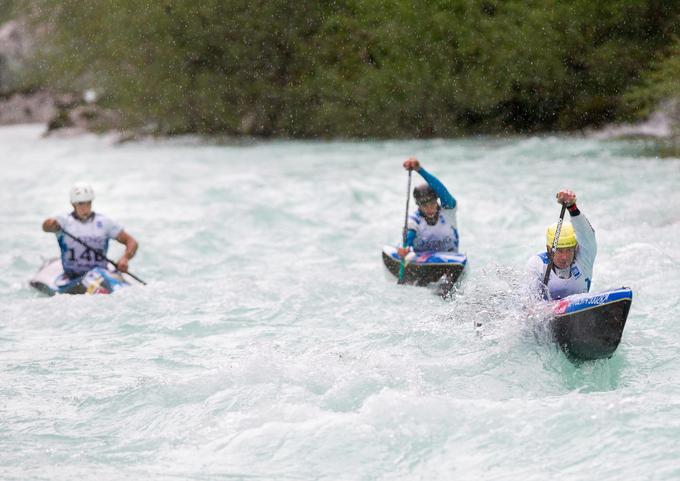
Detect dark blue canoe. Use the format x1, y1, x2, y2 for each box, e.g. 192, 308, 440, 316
550, 287, 633, 361
382, 246, 467, 286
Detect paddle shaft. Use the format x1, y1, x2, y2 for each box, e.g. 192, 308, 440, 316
542, 203, 568, 288
398, 170, 413, 284
61, 229, 147, 285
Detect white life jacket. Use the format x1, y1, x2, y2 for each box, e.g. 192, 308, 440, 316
54, 212, 123, 276
527, 252, 592, 299
407, 206, 459, 252
526, 212, 597, 300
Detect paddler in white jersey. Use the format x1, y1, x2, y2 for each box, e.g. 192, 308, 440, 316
527, 189, 597, 300
42, 183, 139, 278
397, 157, 459, 258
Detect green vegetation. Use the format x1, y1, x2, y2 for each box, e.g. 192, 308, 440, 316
20, 0, 680, 137
625, 36, 680, 117
0, 0, 17, 24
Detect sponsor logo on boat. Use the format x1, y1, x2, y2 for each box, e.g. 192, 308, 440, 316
579, 293, 608, 306
563, 293, 610, 311
553, 299, 569, 314
554, 292, 613, 314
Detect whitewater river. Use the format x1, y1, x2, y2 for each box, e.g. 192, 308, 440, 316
1, 124, 679, 480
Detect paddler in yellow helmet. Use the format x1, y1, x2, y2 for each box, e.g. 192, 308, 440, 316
527, 189, 597, 300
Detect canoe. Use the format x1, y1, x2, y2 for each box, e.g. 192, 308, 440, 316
30, 258, 129, 296
549, 287, 632, 361
382, 245, 467, 286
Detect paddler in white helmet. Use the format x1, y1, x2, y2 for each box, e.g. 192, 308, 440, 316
42, 183, 139, 278
527, 189, 597, 300
397, 157, 459, 258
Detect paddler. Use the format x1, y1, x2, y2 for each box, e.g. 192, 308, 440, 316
397, 157, 459, 258
42, 183, 139, 278
527, 189, 597, 300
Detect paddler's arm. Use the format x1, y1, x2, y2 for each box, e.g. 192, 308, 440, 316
397, 230, 416, 258
403, 157, 456, 209
115, 230, 138, 273
526, 255, 549, 301
417, 167, 456, 209
569, 206, 597, 268
557, 190, 597, 267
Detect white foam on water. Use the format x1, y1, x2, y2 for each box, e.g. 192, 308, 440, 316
1, 125, 680, 480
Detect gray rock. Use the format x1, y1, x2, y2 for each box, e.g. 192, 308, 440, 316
586, 99, 680, 140
0, 91, 55, 125
0, 19, 32, 94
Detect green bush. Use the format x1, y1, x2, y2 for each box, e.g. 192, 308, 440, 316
22, 0, 680, 137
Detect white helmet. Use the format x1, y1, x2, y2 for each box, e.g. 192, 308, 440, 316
69, 182, 95, 203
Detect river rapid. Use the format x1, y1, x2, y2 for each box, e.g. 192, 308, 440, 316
1, 124, 679, 480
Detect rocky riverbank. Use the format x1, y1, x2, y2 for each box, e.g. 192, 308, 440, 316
585, 100, 680, 155
0, 18, 122, 136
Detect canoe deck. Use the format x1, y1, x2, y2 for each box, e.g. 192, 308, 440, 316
550, 288, 632, 361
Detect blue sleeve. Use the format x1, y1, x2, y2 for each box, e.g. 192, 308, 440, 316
418, 167, 456, 209
404, 229, 416, 247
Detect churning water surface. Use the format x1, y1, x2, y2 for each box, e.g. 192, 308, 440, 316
1, 124, 680, 480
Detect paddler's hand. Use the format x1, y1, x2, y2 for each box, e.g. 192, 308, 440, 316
116, 255, 130, 273
556, 189, 576, 207
403, 157, 420, 171
397, 247, 410, 258
42, 218, 61, 232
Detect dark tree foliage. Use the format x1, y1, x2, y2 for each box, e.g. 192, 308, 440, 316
625, 35, 680, 117
0, 0, 17, 23
24, 0, 680, 137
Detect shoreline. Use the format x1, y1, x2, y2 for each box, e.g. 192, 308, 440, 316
1, 121, 678, 160
1, 91, 678, 155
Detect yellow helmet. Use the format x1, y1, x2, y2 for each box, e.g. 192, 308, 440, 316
546, 222, 577, 249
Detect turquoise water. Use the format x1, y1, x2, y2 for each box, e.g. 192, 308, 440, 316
1, 125, 680, 480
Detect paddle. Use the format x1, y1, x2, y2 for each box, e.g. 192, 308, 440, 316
61, 229, 147, 285
398, 170, 413, 284
542, 203, 567, 297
